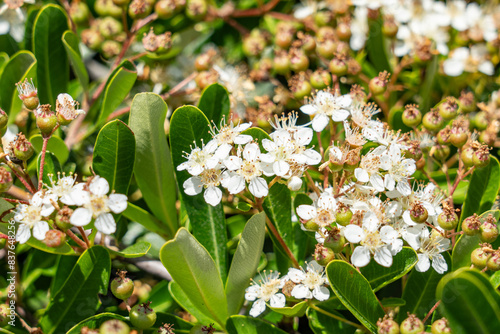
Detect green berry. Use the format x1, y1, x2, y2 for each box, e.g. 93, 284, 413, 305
471, 247, 490, 268
400, 314, 424, 334
461, 215, 481, 236
486, 251, 500, 271
473, 149, 490, 168
314, 244, 335, 266
461, 146, 474, 167
336, 206, 353, 226
155, 0, 176, 19
422, 110, 444, 132
130, 302, 156, 329
474, 111, 488, 131
290, 50, 309, 72
323, 230, 346, 252
402, 105, 422, 128
0, 166, 13, 193
329, 58, 347, 76
186, 0, 207, 21
0, 304, 9, 327
437, 98, 458, 120
377, 317, 400, 334
410, 203, 428, 223
433, 145, 450, 161
479, 221, 499, 243
43, 230, 66, 248
100, 319, 130, 334
303, 220, 320, 231
0, 238, 6, 250
111, 272, 135, 300
431, 318, 451, 334
437, 210, 458, 230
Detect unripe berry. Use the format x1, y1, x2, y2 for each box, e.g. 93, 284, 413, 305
155, 0, 177, 19
298, 33, 316, 54
275, 22, 295, 49
0, 304, 9, 327
128, 0, 153, 19
438, 97, 458, 120
422, 110, 444, 132
433, 145, 450, 161
400, 314, 424, 334
449, 131, 468, 148
479, 220, 499, 243
486, 250, 500, 271
369, 71, 390, 96
289, 49, 309, 72
324, 231, 346, 253
314, 244, 335, 266
13, 133, 34, 161
461, 146, 474, 167
186, 0, 207, 21
36, 104, 58, 137
471, 247, 491, 268
43, 230, 66, 248
69, 1, 90, 25
113, 0, 131, 6
0, 108, 7, 130
102, 40, 122, 59
194, 51, 214, 72
402, 104, 422, 127
111, 271, 135, 300
377, 316, 400, 334
410, 202, 428, 224
16, 78, 39, 110
431, 318, 451, 334
0, 167, 13, 193
310, 70, 332, 90
130, 302, 157, 329
55, 207, 73, 230
242, 32, 266, 57
100, 319, 130, 334
336, 205, 353, 226
291, 79, 311, 100
382, 16, 398, 38
436, 127, 450, 145
314, 11, 333, 26
272, 52, 291, 75
316, 39, 336, 59
303, 220, 320, 231
437, 208, 458, 230
81, 29, 104, 50
461, 214, 481, 236
0, 238, 6, 250
474, 111, 488, 131
458, 91, 475, 114
99, 17, 123, 39
472, 149, 490, 168
329, 57, 347, 76
336, 22, 351, 41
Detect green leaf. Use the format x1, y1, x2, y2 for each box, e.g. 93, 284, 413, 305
129, 93, 177, 238
30, 134, 69, 164
37, 151, 61, 185
366, 18, 392, 72
380, 298, 406, 308
226, 315, 288, 334
225, 212, 266, 315
236, 202, 252, 212
50, 255, 78, 296
33, 4, 69, 106
460, 157, 500, 224
169, 281, 215, 326
419, 55, 439, 112
326, 260, 385, 333
66, 313, 130, 334
0, 52, 9, 77
397, 252, 451, 322
170, 105, 227, 281
40, 246, 111, 334
0, 33, 18, 56
270, 301, 308, 317
306, 306, 357, 334
62, 30, 89, 91
147, 312, 194, 333
453, 210, 500, 269
92, 119, 135, 194
197, 83, 230, 126
436, 268, 500, 333
97, 60, 137, 125
25, 237, 75, 256
0, 51, 37, 122
360, 247, 418, 292
241, 127, 271, 151
159, 228, 228, 328
122, 203, 170, 240
491, 271, 500, 289
107, 241, 151, 258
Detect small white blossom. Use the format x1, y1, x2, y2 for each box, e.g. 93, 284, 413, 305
209, 120, 252, 160
15, 191, 56, 244
286, 261, 330, 301
183, 167, 227, 206
245, 271, 286, 317
405, 226, 450, 274
300, 90, 352, 132
297, 191, 338, 228
177, 140, 219, 176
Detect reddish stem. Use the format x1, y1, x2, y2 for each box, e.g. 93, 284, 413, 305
38, 136, 50, 191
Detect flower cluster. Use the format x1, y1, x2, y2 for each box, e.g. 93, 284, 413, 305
15, 175, 127, 244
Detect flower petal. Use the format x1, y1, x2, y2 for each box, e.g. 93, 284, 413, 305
291, 285, 312, 299
312, 286, 330, 301
70, 208, 93, 227
108, 193, 128, 214
33, 221, 49, 240
204, 186, 222, 206
296, 205, 317, 220
374, 246, 393, 267
95, 213, 116, 235
249, 299, 266, 317
89, 176, 110, 196
415, 253, 431, 272
351, 246, 371, 267
16, 224, 31, 244
269, 293, 286, 308
248, 177, 268, 198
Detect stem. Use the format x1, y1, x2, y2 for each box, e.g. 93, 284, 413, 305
9, 166, 36, 194
78, 227, 91, 248
66, 229, 88, 249
423, 300, 441, 323
309, 304, 369, 332
38, 136, 50, 191
305, 171, 321, 196
3, 198, 29, 205
230, 0, 281, 17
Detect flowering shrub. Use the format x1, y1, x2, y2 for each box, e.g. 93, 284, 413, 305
0, 0, 500, 333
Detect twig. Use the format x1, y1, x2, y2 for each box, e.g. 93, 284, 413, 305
78, 227, 91, 248
38, 136, 50, 191
423, 300, 441, 323
66, 229, 88, 249
6, 186, 30, 201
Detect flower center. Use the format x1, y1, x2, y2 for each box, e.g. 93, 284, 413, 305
5, 0, 24, 9
240, 161, 261, 181
200, 169, 222, 187
87, 195, 110, 218
24, 206, 42, 225
316, 209, 335, 227
216, 127, 236, 145
302, 271, 323, 290
259, 279, 281, 301
361, 231, 382, 251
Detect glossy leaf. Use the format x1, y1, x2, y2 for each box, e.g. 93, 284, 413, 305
460, 157, 500, 224
30, 134, 69, 164
129, 93, 177, 238
419, 55, 439, 112
25, 237, 75, 256
326, 260, 385, 333
62, 30, 89, 91
226, 212, 266, 315
241, 127, 271, 151
92, 119, 135, 194
97, 60, 137, 125
37, 151, 61, 186
107, 241, 151, 258
40, 246, 111, 334
306, 306, 357, 334
197, 83, 230, 126
170, 105, 227, 281
66, 313, 130, 334
453, 210, 500, 269
397, 252, 451, 322
360, 247, 418, 292
270, 301, 308, 317
33, 4, 69, 106
226, 315, 288, 334
366, 18, 391, 72
50, 255, 78, 296
436, 268, 500, 333
148, 312, 194, 333
169, 281, 216, 326
122, 203, 170, 240
160, 228, 228, 328
0, 51, 37, 122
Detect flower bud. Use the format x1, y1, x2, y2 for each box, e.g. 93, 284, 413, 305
314, 244, 335, 266
0, 167, 13, 193
43, 229, 66, 248
431, 318, 451, 334
35, 104, 57, 137
55, 207, 74, 230
130, 301, 157, 329
323, 228, 346, 252
462, 214, 481, 236
13, 133, 34, 161
186, 0, 207, 21
479, 219, 499, 243
471, 246, 491, 268
486, 250, 500, 271
16, 78, 39, 110
0, 108, 7, 130
287, 176, 302, 191
99, 319, 130, 334
437, 97, 458, 120
336, 205, 353, 226
400, 314, 424, 334
111, 270, 135, 300
377, 316, 400, 334
369, 71, 390, 96
155, 0, 177, 19
422, 109, 444, 132
402, 104, 422, 127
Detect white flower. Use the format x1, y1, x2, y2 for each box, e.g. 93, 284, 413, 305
344, 211, 402, 267
209, 121, 253, 160
56, 93, 85, 123
287, 261, 330, 301
300, 90, 352, 132
223, 143, 268, 198
297, 192, 338, 228
354, 147, 385, 193
177, 140, 219, 176
443, 45, 495, 77
350, 6, 368, 51
46, 173, 81, 205
70, 176, 128, 234
0, 0, 35, 20
15, 191, 56, 244
260, 131, 295, 177
245, 271, 286, 317
183, 168, 227, 206
379, 145, 416, 196
406, 226, 450, 274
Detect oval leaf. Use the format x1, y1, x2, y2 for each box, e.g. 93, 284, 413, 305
326, 260, 385, 333
226, 315, 288, 334
62, 30, 89, 91
169, 281, 216, 326
30, 134, 69, 164
37, 151, 61, 186
270, 301, 308, 317
107, 241, 151, 258
93, 119, 135, 194
160, 228, 228, 328
66, 313, 130, 334
197, 83, 230, 126
122, 203, 170, 240
306, 306, 357, 334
